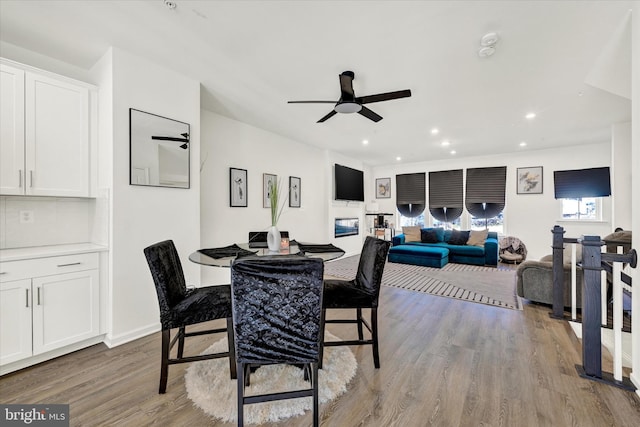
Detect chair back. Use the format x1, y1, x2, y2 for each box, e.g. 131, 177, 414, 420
230, 255, 324, 364
144, 240, 188, 320
354, 237, 391, 299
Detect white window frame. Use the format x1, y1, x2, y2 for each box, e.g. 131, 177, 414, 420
559, 197, 603, 222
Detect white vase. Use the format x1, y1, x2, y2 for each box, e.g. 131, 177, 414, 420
267, 225, 281, 252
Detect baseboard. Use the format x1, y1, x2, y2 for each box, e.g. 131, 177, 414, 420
103, 322, 160, 348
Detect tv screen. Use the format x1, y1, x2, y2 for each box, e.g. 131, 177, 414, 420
553, 167, 611, 199
335, 164, 364, 201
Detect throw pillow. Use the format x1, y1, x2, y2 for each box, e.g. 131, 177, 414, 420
447, 229, 470, 245
467, 229, 488, 247
421, 228, 439, 243
402, 226, 421, 242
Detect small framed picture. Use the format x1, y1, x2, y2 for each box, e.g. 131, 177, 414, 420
375, 177, 391, 198
263, 173, 277, 208
517, 166, 543, 194
230, 168, 247, 207
289, 176, 301, 208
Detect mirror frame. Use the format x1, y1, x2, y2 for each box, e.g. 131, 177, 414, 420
129, 108, 191, 189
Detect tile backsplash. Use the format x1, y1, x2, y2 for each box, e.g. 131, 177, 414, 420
0, 196, 92, 249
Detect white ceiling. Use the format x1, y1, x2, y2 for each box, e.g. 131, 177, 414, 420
0, 0, 632, 166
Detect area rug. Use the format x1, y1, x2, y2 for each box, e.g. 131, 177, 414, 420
184, 332, 357, 425
325, 256, 521, 310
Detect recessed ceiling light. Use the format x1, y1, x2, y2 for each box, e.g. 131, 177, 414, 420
519, 141, 527, 147
450, 150, 456, 155
431, 128, 439, 135
441, 140, 450, 146
396, 156, 402, 161
525, 112, 536, 119
362, 139, 369, 145
164, 0, 177, 10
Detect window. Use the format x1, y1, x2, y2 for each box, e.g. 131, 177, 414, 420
433, 216, 461, 230
470, 212, 504, 233
561, 197, 601, 220
399, 211, 425, 228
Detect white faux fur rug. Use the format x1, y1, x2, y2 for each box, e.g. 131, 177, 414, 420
184, 332, 357, 425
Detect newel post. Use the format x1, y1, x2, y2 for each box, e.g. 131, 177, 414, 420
551, 225, 565, 318
580, 235, 604, 378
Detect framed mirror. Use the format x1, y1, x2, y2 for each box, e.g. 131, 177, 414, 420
129, 108, 190, 188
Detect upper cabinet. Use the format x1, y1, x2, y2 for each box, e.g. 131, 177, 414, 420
0, 60, 97, 197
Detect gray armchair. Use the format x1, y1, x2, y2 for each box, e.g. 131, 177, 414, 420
516, 256, 583, 307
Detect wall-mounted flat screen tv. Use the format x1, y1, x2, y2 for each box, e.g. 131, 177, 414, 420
335, 164, 364, 201
553, 167, 611, 199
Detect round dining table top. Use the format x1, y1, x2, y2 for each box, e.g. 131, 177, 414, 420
189, 242, 345, 268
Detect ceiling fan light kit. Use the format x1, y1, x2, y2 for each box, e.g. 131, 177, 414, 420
288, 70, 411, 123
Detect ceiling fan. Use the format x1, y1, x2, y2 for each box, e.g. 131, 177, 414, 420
152, 132, 190, 149
288, 71, 411, 123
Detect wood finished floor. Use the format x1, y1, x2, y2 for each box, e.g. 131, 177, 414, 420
2, 286, 639, 427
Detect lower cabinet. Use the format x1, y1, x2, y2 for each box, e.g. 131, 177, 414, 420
0, 252, 100, 368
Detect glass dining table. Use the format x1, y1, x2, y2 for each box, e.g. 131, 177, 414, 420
189, 242, 345, 268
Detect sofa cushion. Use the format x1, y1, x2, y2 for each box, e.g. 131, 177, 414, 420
421, 229, 439, 243
446, 244, 484, 257
447, 229, 469, 245
467, 229, 488, 247
402, 226, 421, 242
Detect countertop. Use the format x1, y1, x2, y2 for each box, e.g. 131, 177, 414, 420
0, 243, 108, 262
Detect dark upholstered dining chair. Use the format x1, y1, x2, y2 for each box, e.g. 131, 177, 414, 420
143, 240, 236, 394
320, 236, 391, 369
230, 255, 324, 427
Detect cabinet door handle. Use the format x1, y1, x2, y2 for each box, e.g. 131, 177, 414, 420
29, 170, 34, 188
37, 287, 41, 305
0, 272, 6, 275
18, 170, 23, 188
26, 289, 29, 308
57, 262, 81, 267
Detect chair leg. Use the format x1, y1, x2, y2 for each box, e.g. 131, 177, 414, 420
177, 326, 186, 359
226, 317, 237, 379
319, 309, 326, 369
371, 308, 380, 369
237, 362, 244, 427
312, 363, 319, 427
159, 329, 170, 394
356, 308, 364, 341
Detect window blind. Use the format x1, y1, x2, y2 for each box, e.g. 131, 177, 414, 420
465, 166, 507, 218
553, 167, 611, 199
396, 172, 425, 218
429, 169, 463, 222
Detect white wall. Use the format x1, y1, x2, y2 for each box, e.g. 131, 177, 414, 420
199, 111, 365, 285
611, 122, 632, 229
630, 1, 639, 395
369, 141, 620, 261
95, 48, 201, 346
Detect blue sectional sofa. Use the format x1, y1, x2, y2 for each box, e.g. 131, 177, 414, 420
390, 228, 499, 267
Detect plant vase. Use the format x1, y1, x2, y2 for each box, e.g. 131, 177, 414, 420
267, 226, 281, 252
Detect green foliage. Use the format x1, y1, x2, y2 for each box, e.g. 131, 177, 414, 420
269, 178, 288, 226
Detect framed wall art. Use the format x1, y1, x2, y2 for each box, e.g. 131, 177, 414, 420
289, 176, 301, 208
375, 177, 391, 198
517, 166, 543, 194
263, 173, 277, 208
230, 168, 247, 207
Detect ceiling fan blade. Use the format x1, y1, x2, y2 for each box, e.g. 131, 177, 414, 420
152, 136, 190, 143
317, 110, 338, 123
358, 106, 383, 122
339, 71, 355, 98
356, 89, 412, 105
288, 100, 336, 104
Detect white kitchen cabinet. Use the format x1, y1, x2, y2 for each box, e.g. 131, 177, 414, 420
0, 251, 100, 369
0, 59, 96, 197
0, 279, 32, 365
